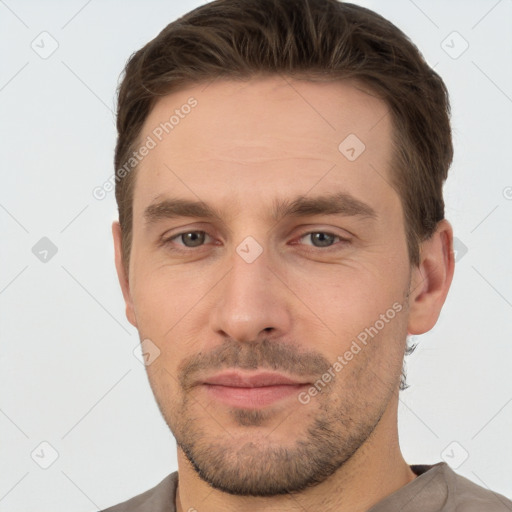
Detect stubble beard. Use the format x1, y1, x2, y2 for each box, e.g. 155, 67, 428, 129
160, 376, 390, 497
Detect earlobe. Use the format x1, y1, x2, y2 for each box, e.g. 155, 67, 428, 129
407, 220, 455, 335
112, 221, 138, 328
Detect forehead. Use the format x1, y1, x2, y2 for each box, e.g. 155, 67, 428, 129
133, 76, 397, 219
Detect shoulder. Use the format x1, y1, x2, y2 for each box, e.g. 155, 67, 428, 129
101, 472, 178, 512
441, 464, 512, 511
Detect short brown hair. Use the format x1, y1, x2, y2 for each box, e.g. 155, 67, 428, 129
115, 0, 452, 271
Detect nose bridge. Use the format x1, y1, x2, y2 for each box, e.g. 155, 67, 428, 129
209, 235, 291, 342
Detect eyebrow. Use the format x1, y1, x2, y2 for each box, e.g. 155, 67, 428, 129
144, 191, 377, 226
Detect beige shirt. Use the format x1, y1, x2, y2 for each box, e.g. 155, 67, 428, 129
102, 462, 512, 511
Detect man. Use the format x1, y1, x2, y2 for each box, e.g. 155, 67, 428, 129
104, 0, 512, 510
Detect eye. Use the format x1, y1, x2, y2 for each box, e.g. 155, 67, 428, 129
161, 229, 350, 254
163, 231, 213, 250
296, 231, 349, 249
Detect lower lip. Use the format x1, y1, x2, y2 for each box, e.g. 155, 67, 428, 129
202, 384, 308, 408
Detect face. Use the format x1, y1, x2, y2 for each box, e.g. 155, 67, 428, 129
116, 77, 419, 496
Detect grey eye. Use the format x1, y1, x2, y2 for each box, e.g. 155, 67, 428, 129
179, 231, 207, 247
304, 232, 338, 247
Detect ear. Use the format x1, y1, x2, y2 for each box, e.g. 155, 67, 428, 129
112, 221, 137, 328
407, 219, 455, 335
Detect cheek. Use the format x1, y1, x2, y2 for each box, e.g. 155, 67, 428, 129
285, 259, 407, 338
131, 275, 174, 336
131, 263, 198, 331
130, 264, 218, 373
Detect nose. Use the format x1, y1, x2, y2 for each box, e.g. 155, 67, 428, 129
208, 241, 292, 343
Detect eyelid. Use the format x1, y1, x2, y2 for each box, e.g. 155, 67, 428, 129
296, 231, 350, 242
291, 230, 351, 251
161, 229, 214, 248
159, 222, 215, 242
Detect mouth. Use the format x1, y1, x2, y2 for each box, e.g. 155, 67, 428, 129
199, 371, 310, 408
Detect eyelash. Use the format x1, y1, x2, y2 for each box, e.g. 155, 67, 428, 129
160, 230, 350, 254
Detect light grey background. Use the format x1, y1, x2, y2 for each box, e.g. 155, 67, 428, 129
1, 0, 511, 510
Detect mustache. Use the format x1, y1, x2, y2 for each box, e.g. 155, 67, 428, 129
178, 338, 332, 391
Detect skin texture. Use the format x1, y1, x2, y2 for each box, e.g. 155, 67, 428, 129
113, 76, 454, 512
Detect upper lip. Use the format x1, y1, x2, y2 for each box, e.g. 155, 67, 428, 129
202, 371, 309, 388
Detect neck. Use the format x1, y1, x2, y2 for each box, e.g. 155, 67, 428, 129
175, 395, 416, 512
